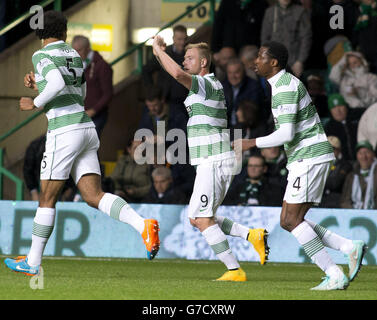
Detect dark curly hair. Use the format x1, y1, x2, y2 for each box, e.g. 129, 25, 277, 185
35, 10, 67, 40
262, 41, 289, 70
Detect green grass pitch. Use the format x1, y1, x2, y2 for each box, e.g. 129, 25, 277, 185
1, 257, 376, 300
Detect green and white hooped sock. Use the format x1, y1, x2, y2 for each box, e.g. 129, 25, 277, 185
305, 219, 354, 254
202, 224, 240, 270
27, 207, 56, 267
98, 193, 145, 234
216, 216, 249, 240
291, 221, 339, 276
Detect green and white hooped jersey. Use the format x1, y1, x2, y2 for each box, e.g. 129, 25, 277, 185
269, 70, 335, 169
184, 73, 235, 165
32, 41, 94, 135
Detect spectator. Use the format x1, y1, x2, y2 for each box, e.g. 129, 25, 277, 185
23, 135, 76, 202
142, 25, 188, 129
239, 45, 259, 80
329, 51, 377, 110
324, 93, 359, 161
320, 136, 353, 208
138, 87, 169, 135
72, 35, 113, 138
261, 0, 312, 78
357, 102, 377, 151
233, 100, 269, 162
306, 74, 331, 119
340, 140, 377, 209
226, 154, 283, 206
110, 139, 151, 203
213, 46, 237, 82
354, 0, 377, 73
222, 58, 263, 128
211, 0, 269, 54
260, 146, 288, 190
239, 44, 272, 113
143, 166, 186, 204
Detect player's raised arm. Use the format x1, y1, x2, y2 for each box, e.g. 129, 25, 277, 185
152, 35, 192, 90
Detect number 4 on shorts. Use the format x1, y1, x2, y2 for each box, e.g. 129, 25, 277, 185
293, 177, 301, 191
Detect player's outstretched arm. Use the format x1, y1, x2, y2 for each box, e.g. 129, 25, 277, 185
152, 35, 192, 90
233, 139, 257, 152
256, 123, 295, 149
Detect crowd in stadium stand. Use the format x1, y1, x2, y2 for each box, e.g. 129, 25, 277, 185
135, 0, 377, 209
19, 0, 377, 209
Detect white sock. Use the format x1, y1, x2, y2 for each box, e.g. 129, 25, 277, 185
98, 193, 145, 234
201, 224, 240, 270
27, 207, 56, 267
305, 219, 354, 254
216, 216, 249, 240
291, 221, 340, 276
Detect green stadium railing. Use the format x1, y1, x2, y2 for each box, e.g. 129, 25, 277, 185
0, 0, 216, 200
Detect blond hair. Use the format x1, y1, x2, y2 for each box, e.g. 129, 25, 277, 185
185, 42, 212, 69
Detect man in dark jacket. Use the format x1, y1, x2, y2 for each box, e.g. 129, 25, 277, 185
226, 154, 283, 206
324, 93, 359, 161
138, 87, 170, 135
222, 58, 264, 128
143, 166, 187, 204
72, 35, 113, 138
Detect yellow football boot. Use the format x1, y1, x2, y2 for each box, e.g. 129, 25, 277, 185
248, 228, 269, 265
215, 268, 247, 282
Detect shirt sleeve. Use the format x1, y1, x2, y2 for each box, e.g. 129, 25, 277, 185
256, 122, 295, 148
34, 68, 65, 108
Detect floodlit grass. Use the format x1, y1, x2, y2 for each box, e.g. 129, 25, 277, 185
1, 257, 376, 300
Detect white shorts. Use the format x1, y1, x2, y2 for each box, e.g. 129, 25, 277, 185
188, 157, 237, 219
284, 161, 331, 204
40, 128, 101, 184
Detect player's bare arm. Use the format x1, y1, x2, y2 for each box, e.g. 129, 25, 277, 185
152, 35, 192, 90
239, 138, 257, 151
